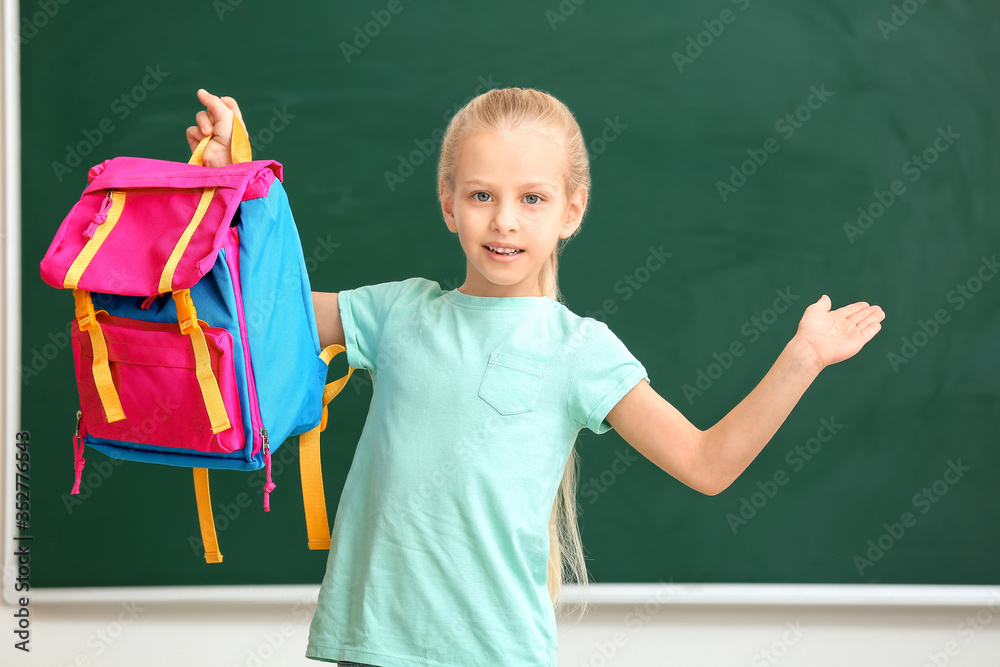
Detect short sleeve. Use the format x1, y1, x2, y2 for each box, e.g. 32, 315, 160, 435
337, 278, 420, 372
568, 319, 650, 434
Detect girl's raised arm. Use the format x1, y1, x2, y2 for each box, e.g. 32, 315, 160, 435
313, 292, 346, 351
606, 295, 884, 496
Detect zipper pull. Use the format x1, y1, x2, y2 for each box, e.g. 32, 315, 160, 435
71, 410, 86, 495
261, 428, 275, 512
84, 190, 114, 239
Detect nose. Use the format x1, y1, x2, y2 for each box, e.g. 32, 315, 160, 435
491, 200, 519, 233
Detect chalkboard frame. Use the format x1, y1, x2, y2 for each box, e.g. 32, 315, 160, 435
5, 0, 999, 607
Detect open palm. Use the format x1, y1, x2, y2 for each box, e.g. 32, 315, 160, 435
794, 295, 885, 369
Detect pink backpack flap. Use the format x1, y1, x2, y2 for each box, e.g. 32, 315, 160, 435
40, 156, 282, 296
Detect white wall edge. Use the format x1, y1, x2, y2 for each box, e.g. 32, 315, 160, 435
0, 0, 24, 613
23, 583, 1000, 607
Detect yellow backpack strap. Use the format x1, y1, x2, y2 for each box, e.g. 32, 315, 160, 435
193, 468, 223, 563
63, 190, 126, 289
158, 187, 216, 294
189, 114, 253, 166
299, 344, 354, 550
73, 290, 125, 423
172, 290, 231, 433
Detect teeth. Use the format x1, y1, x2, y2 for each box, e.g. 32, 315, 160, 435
488, 246, 520, 254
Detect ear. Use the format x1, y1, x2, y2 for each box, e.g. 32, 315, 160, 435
439, 177, 457, 233
559, 185, 587, 240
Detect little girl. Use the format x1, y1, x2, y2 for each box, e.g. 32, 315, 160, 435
187, 87, 884, 667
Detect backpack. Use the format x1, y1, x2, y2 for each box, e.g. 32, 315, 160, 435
39, 117, 353, 563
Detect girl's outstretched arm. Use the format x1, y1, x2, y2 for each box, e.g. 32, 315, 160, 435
312, 292, 346, 350
606, 295, 885, 496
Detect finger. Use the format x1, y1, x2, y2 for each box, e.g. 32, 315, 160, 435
835, 302, 871, 320
845, 304, 883, 324
197, 88, 222, 111
196, 89, 220, 130
811, 294, 831, 310
195, 110, 213, 137
859, 320, 882, 341
220, 96, 244, 125
198, 88, 235, 134
853, 306, 886, 328
186, 125, 206, 153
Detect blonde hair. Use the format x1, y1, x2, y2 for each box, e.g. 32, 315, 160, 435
437, 86, 592, 620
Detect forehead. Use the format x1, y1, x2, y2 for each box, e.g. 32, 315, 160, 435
455, 129, 565, 185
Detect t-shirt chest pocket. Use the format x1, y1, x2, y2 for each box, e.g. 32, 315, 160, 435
477, 352, 547, 416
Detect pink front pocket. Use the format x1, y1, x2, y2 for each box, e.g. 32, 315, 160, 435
71, 312, 245, 454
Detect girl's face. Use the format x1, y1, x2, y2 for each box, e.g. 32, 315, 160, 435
440, 128, 586, 298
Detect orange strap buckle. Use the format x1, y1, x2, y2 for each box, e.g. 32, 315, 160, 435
73, 289, 98, 331
173, 289, 198, 334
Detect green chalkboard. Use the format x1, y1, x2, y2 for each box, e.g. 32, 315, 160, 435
20, 0, 999, 589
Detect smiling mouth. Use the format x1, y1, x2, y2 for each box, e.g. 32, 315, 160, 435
484, 245, 523, 255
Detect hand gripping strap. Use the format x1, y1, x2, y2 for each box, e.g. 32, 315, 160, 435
172, 290, 231, 433
73, 290, 125, 423
299, 344, 354, 550
189, 114, 253, 166
193, 468, 223, 563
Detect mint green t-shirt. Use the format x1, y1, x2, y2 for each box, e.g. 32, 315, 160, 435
305, 277, 650, 667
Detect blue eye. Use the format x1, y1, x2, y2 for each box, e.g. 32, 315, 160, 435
471, 192, 544, 204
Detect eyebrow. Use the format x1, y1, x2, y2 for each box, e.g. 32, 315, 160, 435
463, 179, 559, 191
